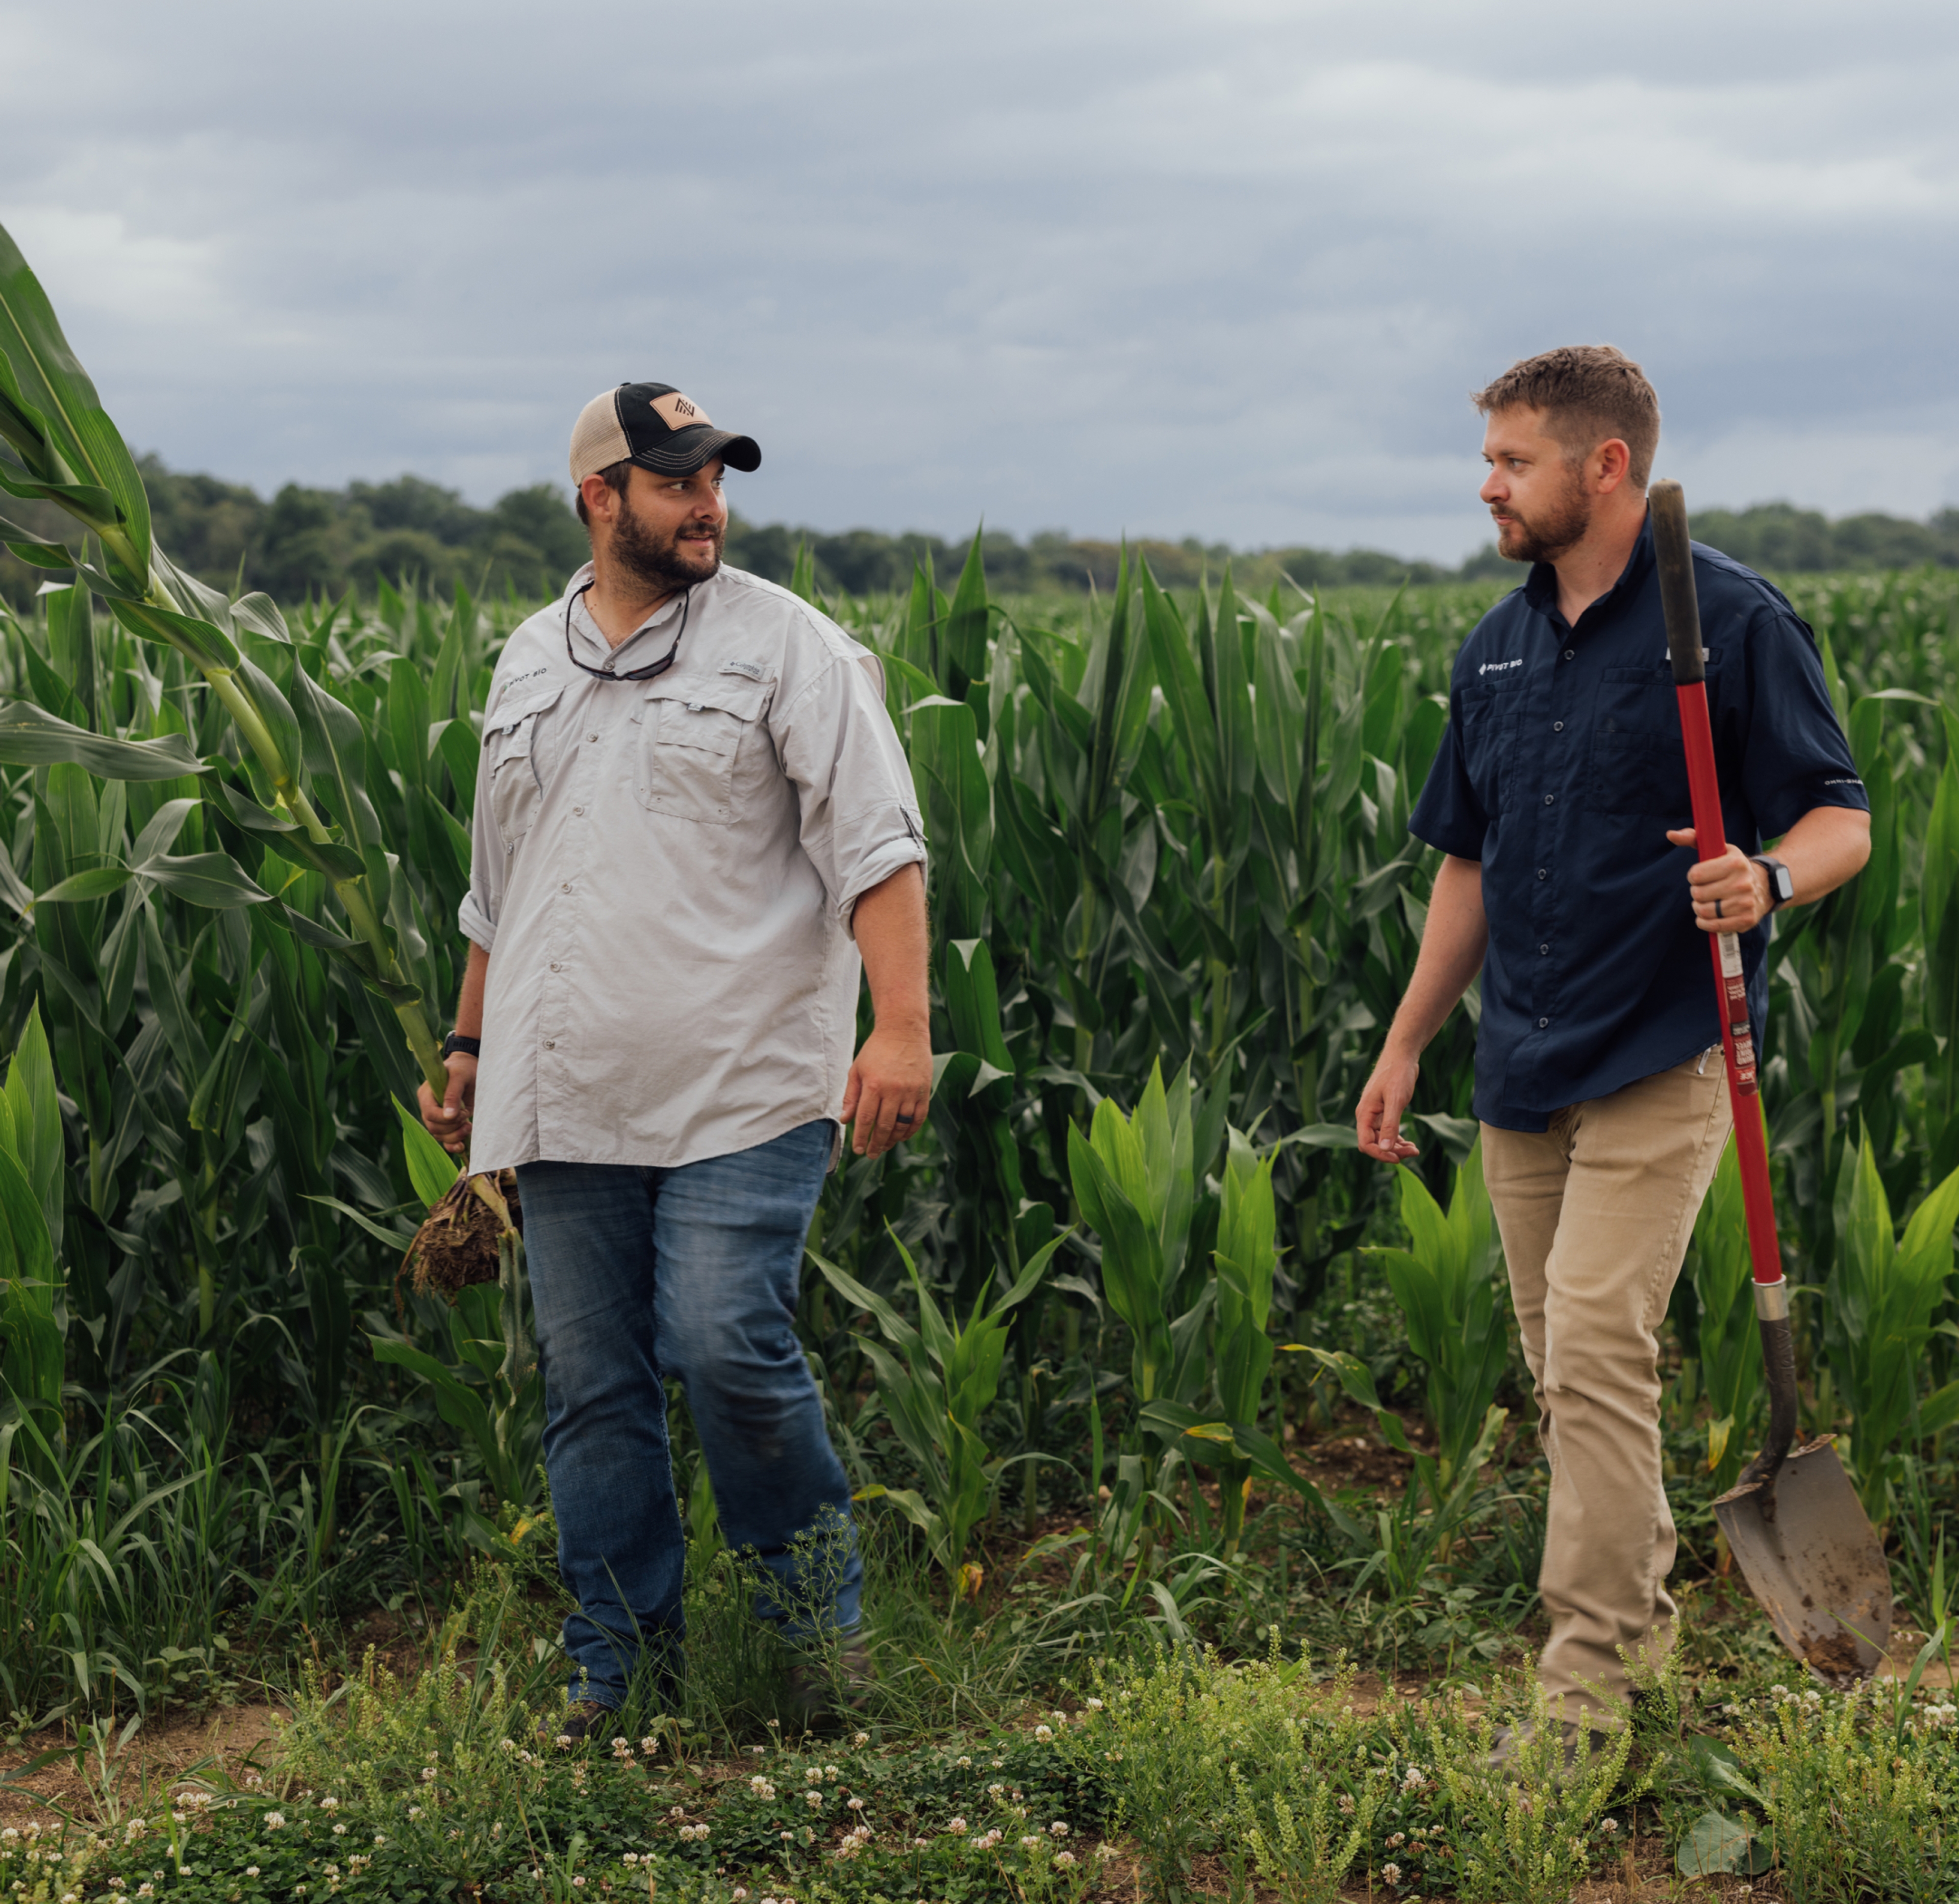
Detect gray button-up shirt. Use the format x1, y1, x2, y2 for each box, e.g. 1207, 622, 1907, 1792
459, 562, 926, 1172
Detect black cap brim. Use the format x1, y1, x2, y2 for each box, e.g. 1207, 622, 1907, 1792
630, 425, 762, 476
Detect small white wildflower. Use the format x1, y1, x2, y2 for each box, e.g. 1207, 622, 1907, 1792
1337, 1795, 1355, 1816
805, 1791, 823, 1810
1054, 1851, 1077, 1867
265, 1813, 287, 1831
320, 1796, 340, 1811
1085, 1697, 1104, 1710
1021, 1835, 1042, 1849
408, 1807, 423, 1821
421, 1766, 437, 1782
846, 1796, 865, 1812
245, 1868, 259, 1878
1096, 1842, 1118, 1861
948, 1817, 968, 1835
642, 1737, 660, 1755
332, 1823, 348, 1836
1382, 1864, 1401, 1886
1034, 1724, 1053, 1741
1050, 1822, 1069, 1837
1602, 1818, 1619, 1836
853, 1731, 869, 1746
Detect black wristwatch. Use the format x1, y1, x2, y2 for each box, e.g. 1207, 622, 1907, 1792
442, 1033, 482, 1060
1750, 855, 1795, 911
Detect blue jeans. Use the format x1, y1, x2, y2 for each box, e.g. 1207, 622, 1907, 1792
517, 1120, 861, 1709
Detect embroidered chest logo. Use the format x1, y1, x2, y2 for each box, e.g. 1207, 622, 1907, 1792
720, 660, 767, 682
1477, 658, 1523, 675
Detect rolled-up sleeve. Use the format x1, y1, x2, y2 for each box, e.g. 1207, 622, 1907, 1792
458, 728, 504, 953
777, 650, 926, 933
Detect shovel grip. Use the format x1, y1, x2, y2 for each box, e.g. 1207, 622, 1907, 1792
1651, 481, 1705, 684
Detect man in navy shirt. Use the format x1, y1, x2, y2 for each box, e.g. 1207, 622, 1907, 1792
1355, 345, 1870, 1755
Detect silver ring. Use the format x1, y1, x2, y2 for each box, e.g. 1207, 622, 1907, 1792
1714, 898, 1723, 919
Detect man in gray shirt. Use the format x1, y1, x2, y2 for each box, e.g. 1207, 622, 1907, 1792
419, 380, 930, 1730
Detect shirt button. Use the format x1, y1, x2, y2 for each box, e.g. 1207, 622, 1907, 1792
543, 1039, 556, 1050
1563, 648, 1574, 661
588, 733, 599, 743
1553, 721, 1564, 732
573, 805, 585, 816
549, 961, 563, 972
1537, 868, 1548, 880
1539, 1017, 1550, 1028
1539, 944, 1549, 955
561, 881, 572, 892
1543, 794, 1555, 805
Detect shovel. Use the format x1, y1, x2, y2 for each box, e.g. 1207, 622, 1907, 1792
1650, 479, 1892, 1687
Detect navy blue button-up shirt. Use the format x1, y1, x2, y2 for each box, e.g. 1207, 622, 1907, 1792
1409, 516, 1866, 1132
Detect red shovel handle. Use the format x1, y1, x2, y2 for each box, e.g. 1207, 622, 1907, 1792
1651, 480, 1798, 1481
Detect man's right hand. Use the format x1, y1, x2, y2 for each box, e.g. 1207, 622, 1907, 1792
418, 1054, 478, 1156
1355, 1049, 1422, 1164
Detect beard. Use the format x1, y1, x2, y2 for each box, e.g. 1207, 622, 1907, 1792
1494, 467, 1593, 564
610, 492, 724, 594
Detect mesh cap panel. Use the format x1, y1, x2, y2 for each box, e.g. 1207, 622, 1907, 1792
569, 391, 632, 486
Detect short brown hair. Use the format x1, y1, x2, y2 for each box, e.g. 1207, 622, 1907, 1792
574, 459, 633, 527
1472, 345, 1661, 488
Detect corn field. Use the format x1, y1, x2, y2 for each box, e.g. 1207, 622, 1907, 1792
0, 219, 1956, 1738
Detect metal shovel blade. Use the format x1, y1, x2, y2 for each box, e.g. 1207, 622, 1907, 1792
1714, 1434, 1892, 1686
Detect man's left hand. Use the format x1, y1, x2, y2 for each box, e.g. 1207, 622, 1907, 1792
842, 1023, 934, 1157
1668, 829, 1769, 934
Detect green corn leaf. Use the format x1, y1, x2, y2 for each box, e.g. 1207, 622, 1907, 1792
392, 1096, 461, 1210
0, 221, 152, 585
0, 700, 207, 780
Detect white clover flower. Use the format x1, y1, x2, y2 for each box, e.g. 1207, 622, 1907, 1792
642, 1737, 661, 1755
421, 1766, 438, 1783
1388, 1832, 1405, 1847
1382, 1864, 1401, 1886
749, 1776, 777, 1799
1401, 1768, 1426, 1792
332, 1823, 347, 1836
1020, 1835, 1042, 1850
408, 1807, 423, 1821
320, 1796, 340, 1811
1049, 1822, 1069, 1838
245, 1868, 259, 1878
1034, 1725, 1053, 1741
556, 1735, 573, 1751
1337, 1795, 1355, 1816
1085, 1697, 1104, 1711
853, 1731, 869, 1746
947, 1817, 968, 1835
805, 1791, 823, 1810
806, 1769, 823, 1785
846, 1796, 865, 1812
988, 1783, 1006, 1798
1054, 1851, 1077, 1867
731, 1890, 746, 1900
265, 1814, 287, 1831
1602, 1818, 1619, 1836
1096, 1843, 1118, 1862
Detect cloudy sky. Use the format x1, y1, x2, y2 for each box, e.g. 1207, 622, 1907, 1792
4, 1, 1955, 560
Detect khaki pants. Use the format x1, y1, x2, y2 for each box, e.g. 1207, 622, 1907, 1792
1481, 1054, 1731, 1721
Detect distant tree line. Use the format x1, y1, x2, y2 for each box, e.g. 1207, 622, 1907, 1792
3, 456, 1956, 611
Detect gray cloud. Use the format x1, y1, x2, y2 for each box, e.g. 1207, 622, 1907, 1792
4, 0, 1956, 561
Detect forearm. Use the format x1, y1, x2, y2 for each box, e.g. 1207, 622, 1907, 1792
453, 941, 490, 1038
1382, 854, 1489, 1059
1770, 804, 1871, 905
851, 864, 928, 1033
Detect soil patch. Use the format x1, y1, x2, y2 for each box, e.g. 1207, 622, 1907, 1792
0, 1704, 288, 1826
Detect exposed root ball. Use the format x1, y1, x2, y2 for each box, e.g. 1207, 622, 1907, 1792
399, 1169, 523, 1308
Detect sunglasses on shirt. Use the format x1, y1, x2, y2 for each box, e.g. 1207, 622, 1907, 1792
563, 581, 693, 682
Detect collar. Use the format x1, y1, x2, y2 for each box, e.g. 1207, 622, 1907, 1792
561, 562, 693, 673
1522, 510, 1656, 632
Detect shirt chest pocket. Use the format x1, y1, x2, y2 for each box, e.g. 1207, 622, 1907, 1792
1458, 676, 1524, 813
483, 684, 564, 850
635, 680, 771, 825
1589, 654, 1720, 817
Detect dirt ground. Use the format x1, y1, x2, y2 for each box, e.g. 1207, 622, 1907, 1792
0, 1701, 290, 1826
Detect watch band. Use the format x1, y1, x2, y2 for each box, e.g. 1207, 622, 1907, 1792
441, 1033, 482, 1060
1749, 855, 1794, 911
